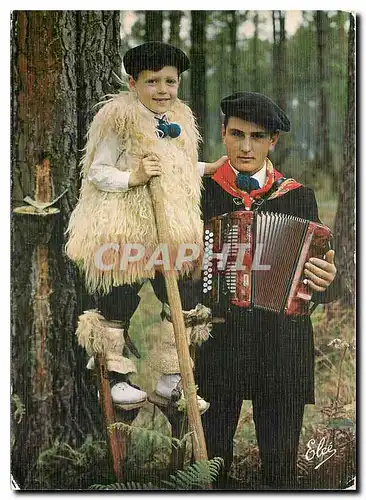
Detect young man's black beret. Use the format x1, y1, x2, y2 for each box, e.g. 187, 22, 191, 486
123, 41, 190, 77
221, 92, 291, 132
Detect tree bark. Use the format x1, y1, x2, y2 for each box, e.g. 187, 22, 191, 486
227, 11, 238, 93
252, 12, 259, 91
333, 13, 355, 308
11, 10, 122, 489
315, 11, 333, 176
272, 10, 286, 110
169, 11, 183, 47
145, 11, 163, 42
271, 11, 289, 166
190, 11, 207, 159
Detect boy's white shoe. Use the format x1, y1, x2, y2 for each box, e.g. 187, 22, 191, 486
155, 374, 210, 413
155, 374, 182, 399
110, 382, 147, 405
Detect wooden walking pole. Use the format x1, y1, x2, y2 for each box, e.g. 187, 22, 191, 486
149, 177, 208, 463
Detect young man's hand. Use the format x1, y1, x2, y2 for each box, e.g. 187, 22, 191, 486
128, 154, 162, 187
303, 249, 337, 292
203, 155, 228, 176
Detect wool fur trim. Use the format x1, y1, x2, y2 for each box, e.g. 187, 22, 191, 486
66, 92, 203, 294
76, 309, 125, 356
146, 318, 193, 374
86, 355, 136, 375
163, 303, 212, 345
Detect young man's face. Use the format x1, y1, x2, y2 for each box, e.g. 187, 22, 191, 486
222, 117, 279, 175
129, 66, 180, 114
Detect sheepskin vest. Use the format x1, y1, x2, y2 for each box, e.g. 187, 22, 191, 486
66, 92, 203, 294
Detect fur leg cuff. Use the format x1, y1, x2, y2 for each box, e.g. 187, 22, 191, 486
86, 355, 136, 375
146, 318, 194, 374
162, 303, 212, 346
76, 309, 137, 374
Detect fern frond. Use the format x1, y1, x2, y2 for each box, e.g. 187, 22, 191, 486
109, 421, 185, 450
89, 481, 160, 490
88, 457, 224, 490
162, 457, 224, 490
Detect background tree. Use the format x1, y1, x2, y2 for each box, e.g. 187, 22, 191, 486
252, 12, 260, 92
145, 11, 163, 41
272, 10, 289, 166
272, 10, 286, 110
190, 11, 208, 159
169, 11, 183, 47
315, 10, 333, 180
227, 11, 238, 93
11, 10, 122, 489
333, 12, 355, 308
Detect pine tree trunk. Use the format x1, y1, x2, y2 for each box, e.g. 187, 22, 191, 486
252, 12, 259, 91
315, 11, 333, 175
169, 11, 183, 47
11, 10, 122, 489
190, 11, 207, 159
227, 11, 238, 93
272, 10, 286, 110
145, 11, 163, 41
271, 11, 289, 166
333, 13, 355, 308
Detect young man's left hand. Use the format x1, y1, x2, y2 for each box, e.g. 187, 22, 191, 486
204, 155, 228, 176
303, 249, 337, 292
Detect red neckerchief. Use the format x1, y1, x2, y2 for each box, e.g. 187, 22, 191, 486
211, 158, 302, 210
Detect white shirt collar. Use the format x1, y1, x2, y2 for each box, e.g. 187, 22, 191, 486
229, 160, 267, 188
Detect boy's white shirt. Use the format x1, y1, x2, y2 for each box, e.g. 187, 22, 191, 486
88, 101, 205, 192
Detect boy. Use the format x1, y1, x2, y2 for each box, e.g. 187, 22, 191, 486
66, 42, 224, 409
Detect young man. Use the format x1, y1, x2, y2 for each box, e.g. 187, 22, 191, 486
195, 91, 338, 489
66, 42, 224, 409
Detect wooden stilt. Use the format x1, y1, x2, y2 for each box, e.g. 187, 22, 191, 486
149, 177, 209, 467
94, 355, 125, 482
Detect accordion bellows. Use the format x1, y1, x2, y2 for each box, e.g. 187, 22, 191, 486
203, 211, 331, 316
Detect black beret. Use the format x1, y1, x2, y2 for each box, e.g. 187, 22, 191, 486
123, 41, 190, 77
221, 91, 291, 132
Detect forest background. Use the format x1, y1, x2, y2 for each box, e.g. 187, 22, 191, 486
10, 10, 355, 490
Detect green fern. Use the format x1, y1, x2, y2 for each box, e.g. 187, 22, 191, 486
162, 457, 224, 490
89, 457, 224, 490
89, 481, 160, 490
109, 421, 186, 450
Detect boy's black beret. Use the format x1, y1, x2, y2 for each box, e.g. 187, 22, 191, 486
221, 92, 291, 132
123, 41, 190, 77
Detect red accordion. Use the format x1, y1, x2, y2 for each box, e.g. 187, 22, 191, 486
202, 211, 332, 316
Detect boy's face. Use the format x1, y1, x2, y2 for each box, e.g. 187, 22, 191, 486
222, 116, 279, 175
129, 66, 180, 114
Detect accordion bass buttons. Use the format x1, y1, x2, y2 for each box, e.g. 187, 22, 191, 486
203, 229, 214, 294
